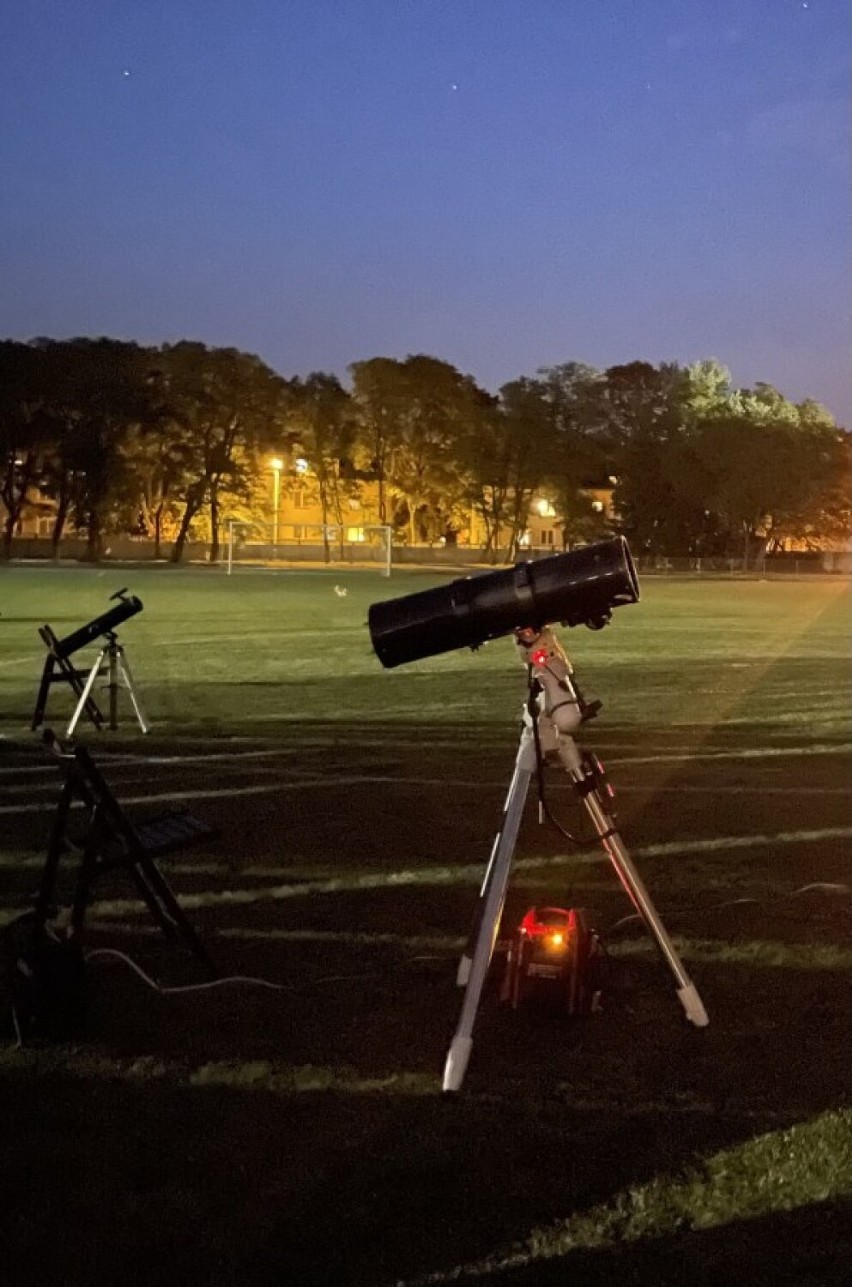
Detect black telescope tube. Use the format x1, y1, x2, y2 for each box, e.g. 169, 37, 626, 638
368, 537, 639, 669
53, 595, 144, 659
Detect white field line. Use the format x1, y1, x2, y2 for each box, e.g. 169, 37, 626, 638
1, 737, 848, 784
0, 1047, 442, 1097
0, 653, 41, 670
0, 1048, 802, 1120
0, 774, 447, 813
1, 737, 851, 812
141, 629, 337, 645
92, 921, 466, 948
0, 747, 292, 775
607, 741, 852, 766
1, 774, 849, 814
0, 1044, 796, 1115
1, 825, 849, 926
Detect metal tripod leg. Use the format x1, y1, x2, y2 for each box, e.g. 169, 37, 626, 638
558, 739, 708, 1027
443, 726, 537, 1092
115, 645, 149, 733
66, 647, 108, 738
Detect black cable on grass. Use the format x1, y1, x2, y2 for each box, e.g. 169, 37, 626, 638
85, 949, 376, 994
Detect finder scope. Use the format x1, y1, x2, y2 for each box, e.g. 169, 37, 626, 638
53, 589, 143, 660
368, 536, 639, 669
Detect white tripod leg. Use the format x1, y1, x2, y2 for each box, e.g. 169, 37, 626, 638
443, 729, 537, 1093
66, 647, 106, 738
456, 725, 536, 988
559, 739, 709, 1027
117, 648, 149, 733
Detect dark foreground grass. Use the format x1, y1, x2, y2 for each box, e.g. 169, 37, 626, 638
0, 564, 850, 1285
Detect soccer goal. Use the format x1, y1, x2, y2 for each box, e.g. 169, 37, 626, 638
225, 521, 392, 577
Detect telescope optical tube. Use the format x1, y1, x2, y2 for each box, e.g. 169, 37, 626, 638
54, 595, 144, 659
368, 536, 639, 669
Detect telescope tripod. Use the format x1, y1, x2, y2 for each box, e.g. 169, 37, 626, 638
33, 629, 148, 738
66, 633, 148, 738
443, 625, 708, 1093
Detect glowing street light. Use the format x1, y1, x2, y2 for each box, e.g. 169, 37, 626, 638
269, 457, 283, 545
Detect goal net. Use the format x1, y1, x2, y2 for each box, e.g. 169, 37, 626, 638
225, 521, 392, 576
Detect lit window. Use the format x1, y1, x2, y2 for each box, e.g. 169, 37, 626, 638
536, 498, 556, 518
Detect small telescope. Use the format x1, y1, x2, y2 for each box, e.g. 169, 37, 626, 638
32, 589, 148, 736
368, 537, 640, 669
50, 588, 143, 660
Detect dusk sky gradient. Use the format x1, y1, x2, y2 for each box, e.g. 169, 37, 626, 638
1, 0, 849, 422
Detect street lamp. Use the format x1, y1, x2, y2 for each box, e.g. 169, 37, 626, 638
269, 457, 283, 546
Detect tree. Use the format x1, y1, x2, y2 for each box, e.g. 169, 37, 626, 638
455, 378, 549, 562
154, 343, 290, 563
388, 356, 489, 545
31, 339, 160, 561
589, 361, 699, 556
694, 393, 844, 565
495, 379, 555, 558
349, 357, 408, 526
681, 358, 734, 415
536, 361, 604, 444
120, 421, 186, 558
0, 341, 54, 557
802, 429, 850, 550
349, 355, 490, 545
534, 361, 613, 547
286, 372, 355, 562
455, 400, 511, 561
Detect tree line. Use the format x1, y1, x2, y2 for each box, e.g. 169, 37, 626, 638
1, 336, 848, 566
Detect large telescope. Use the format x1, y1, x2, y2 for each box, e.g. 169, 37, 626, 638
368, 536, 639, 669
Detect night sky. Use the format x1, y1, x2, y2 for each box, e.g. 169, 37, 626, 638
1, 0, 849, 422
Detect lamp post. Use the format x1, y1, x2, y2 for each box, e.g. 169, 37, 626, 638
270, 457, 283, 546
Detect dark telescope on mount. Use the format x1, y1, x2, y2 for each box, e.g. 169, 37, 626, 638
51, 589, 143, 661
368, 536, 640, 669
31, 588, 147, 737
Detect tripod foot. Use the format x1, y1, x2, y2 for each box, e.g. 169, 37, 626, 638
456, 954, 471, 987
442, 1036, 473, 1092
677, 983, 709, 1027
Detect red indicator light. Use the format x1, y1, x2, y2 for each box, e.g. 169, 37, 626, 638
518, 907, 571, 940
531, 648, 549, 667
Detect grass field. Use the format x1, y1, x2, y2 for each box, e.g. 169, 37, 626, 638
1, 563, 850, 1285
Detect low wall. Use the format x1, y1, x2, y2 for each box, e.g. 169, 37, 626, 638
5, 537, 215, 563
3, 537, 850, 574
